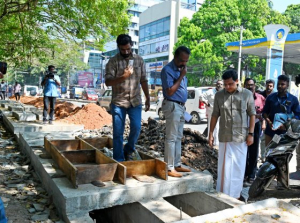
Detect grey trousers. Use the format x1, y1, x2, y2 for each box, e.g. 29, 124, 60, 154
162, 100, 185, 170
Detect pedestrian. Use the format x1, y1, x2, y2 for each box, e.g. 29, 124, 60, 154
161, 46, 191, 178
105, 34, 150, 162
259, 79, 275, 98
13, 82, 21, 102
243, 78, 266, 186
41, 65, 61, 125
200, 80, 223, 145
259, 79, 275, 162
209, 69, 256, 199
0, 80, 7, 100
263, 75, 300, 147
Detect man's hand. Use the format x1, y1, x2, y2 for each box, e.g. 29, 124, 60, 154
123, 67, 133, 79
144, 98, 150, 112
246, 135, 254, 146
208, 134, 214, 147
179, 66, 187, 77
262, 122, 266, 131
275, 124, 286, 131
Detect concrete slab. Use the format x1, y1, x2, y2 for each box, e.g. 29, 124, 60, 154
140, 198, 191, 222
176, 198, 300, 223
12, 111, 36, 121
3, 113, 84, 133
32, 111, 43, 120
8, 105, 24, 112
18, 132, 213, 223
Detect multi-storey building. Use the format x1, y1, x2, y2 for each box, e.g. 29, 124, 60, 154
139, 0, 204, 86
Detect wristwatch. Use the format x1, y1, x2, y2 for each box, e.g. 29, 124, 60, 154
248, 132, 254, 136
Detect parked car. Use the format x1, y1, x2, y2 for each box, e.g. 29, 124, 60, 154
156, 86, 212, 124
82, 89, 98, 101
69, 87, 84, 99
97, 89, 112, 111
23, 85, 38, 96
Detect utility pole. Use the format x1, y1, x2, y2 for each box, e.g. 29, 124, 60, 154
237, 25, 243, 81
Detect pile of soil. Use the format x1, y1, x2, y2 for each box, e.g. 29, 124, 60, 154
12, 96, 112, 130
60, 103, 112, 129
135, 118, 218, 179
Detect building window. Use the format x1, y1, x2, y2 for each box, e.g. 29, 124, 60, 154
134, 30, 139, 36
139, 17, 170, 42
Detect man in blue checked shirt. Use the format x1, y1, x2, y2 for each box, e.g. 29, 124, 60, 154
41, 65, 61, 125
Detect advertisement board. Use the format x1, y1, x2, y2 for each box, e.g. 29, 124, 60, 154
77, 72, 94, 87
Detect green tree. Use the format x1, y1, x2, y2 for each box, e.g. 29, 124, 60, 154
0, 0, 130, 67
284, 4, 300, 33
176, 0, 288, 86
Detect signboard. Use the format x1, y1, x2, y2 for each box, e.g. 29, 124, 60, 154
77, 72, 94, 87
264, 24, 290, 85
146, 61, 164, 85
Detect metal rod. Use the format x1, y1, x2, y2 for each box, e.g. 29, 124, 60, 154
180, 207, 182, 220
237, 25, 243, 81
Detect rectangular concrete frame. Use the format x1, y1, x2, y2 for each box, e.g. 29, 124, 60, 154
78, 137, 168, 181
18, 132, 213, 223
3, 113, 84, 133
44, 137, 126, 187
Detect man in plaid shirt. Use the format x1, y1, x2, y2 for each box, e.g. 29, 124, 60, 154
105, 34, 150, 161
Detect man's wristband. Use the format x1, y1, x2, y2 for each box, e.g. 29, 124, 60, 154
248, 132, 254, 136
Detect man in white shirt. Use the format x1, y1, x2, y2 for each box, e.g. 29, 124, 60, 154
200, 80, 223, 145
0, 80, 7, 100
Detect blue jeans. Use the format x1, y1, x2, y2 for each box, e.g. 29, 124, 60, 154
111, 103, 142, 161
162, 100, 185, 170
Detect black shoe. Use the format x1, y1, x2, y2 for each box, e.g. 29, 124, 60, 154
49, 120, 53, 125
124, 152, 133, 161
43, 120, 48, 125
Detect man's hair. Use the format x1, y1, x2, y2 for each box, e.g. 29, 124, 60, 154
116, 34, 133, 46
174, 46, 191, 57
244, 77, 256, 86
278, 75, 290, 83
265, 79, 275, 85
48, 65, 55, 70
222, 69, 238, 81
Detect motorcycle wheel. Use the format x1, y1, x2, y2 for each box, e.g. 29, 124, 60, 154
249, 176, 274, 198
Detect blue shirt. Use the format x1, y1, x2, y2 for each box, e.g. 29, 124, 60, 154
160, 60, 188, 103
43, 75, 61, 97
263, 92, 300, 137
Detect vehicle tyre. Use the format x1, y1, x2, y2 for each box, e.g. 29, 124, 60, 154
190, 112, 201, 124
249, 176, 274, 198
158, 108, 165, 120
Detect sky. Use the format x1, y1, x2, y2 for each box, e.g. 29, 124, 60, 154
272, 0, 300, 13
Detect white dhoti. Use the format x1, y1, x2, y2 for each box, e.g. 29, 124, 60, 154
217, 142, 247, 198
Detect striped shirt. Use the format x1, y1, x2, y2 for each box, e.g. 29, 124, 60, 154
105, 53, 147, 108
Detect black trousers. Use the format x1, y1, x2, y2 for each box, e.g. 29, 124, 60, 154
43, 96, 56, 121
15, 93, 20, 101
245, 121, 262, 179
0, 91, 5, 100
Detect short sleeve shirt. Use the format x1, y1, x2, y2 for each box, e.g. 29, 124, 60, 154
43, 75, 60, 97
105, 53, 147, 108
212, 87, 256, 142
160, 60, 188, 103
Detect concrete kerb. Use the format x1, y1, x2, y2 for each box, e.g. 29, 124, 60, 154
18, 131, 214, 223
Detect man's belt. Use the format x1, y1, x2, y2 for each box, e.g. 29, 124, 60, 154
165, 98, 185, 106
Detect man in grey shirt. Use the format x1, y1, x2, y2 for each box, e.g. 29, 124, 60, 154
209, 69, 256, 200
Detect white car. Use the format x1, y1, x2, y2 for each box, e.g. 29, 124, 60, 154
156, 86, 212, 124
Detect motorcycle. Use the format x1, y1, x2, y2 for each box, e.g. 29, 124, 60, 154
249, 116, 300, 198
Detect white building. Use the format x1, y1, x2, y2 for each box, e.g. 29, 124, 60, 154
139, 0, 204, 86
